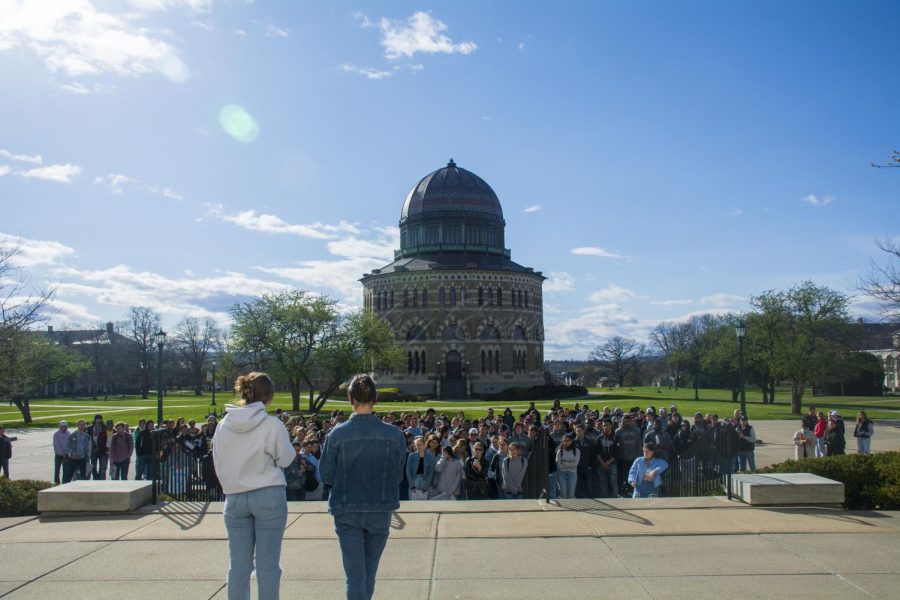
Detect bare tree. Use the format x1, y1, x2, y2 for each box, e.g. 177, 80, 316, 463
649, 321, 689, 389
120, 307, 161, 399
589, 336, 644, 387
860, 237, 900, 320
174, 316, 222, 395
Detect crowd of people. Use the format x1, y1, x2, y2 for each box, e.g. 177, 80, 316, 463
793, 406, 874, 459
0, 400, 874, 498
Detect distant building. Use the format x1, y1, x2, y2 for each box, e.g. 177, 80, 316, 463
859, 325, 899, 392
41, 323, 138, 396
360, 160, 545, 399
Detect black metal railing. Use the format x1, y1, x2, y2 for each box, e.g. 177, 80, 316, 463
659, 444, 734, 499
152, 435, 223, 503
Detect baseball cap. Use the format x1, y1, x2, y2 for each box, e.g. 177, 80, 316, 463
469, 427, 479, 435
829, 410, 839, 417
614, 407, 623, 415
59, 420, 68, 427
694, 412, 704, 418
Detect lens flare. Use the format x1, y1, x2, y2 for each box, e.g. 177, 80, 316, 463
218, 105, 259, 142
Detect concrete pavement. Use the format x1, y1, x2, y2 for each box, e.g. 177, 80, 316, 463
1, 498, 899, 599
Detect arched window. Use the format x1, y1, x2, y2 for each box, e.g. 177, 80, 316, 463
440, 287, 445, 306
407, 351, 413, 374
478, 287, 484, 306
450, 286, 456, 305
489, 288, 494, 306
513, 326, 526, 341
375, 292, 381, 311
407, 327, 426, 341
481, 350, 486, 374
413, 288, 418, 307
497, 288, 503, 306
460, 287, 466, 306
403, 289, 409, 308
525, 291, 529, 308
390, 290, 394, 308
522, 347, 528, 371
494, 350, 500, 374
414, 351, 420, 374
422, 288, 428, 307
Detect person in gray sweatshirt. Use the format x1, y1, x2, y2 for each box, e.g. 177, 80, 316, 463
432, 446, 464, 499
555, 434, 580, 499
501, 442, 528, 499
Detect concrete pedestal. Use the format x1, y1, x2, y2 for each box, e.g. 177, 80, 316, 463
732, 473, 844, 506
38, 481, 153, 513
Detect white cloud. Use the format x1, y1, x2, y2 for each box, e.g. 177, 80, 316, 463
265, 24, 290, 38
341, 63, 394, 80
652, 299, 693, 306
44, 298, 102, 326
206, 203, 360, 239
59, 81, 90, 94
802, 194, 834, 207
0, 149, 42, 164
0, 165, 10, 176
517, 42, 525, 51
544, 303, 643, 359
95, 173, 184, 199
544, 271, 575, 293
378, 12, 477, 60
95, 173, 137, 194
127, 0, 212, 11
699, 293, 745, 307
190, 20, 212, 31
0, 233, 76, 267
523, 204, 541, 213
698, 266, 711, 272
727, 208, 743, 217
19, 163, 81, 183
589, 284, 637, 304
571, 246, 622, 258
0, 0, 190, 83
234, 28, 247, 37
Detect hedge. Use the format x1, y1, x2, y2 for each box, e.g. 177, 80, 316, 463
482, 385, 589, 402
756, 451, 900, 510
0, 479, 54, 517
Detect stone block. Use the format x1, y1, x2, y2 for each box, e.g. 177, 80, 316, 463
37, 480, 152, 513
732, 473, 844, 506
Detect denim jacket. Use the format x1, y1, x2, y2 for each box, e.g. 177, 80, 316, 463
627, 456, 669, 488
320, 413, 407, 516
405, 451, 436, 491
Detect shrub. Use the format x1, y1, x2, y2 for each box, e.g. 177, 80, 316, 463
757, 451, 900, 510
376, 388, 401, 402
483, 385, 589, 401
0, 478, 54, 517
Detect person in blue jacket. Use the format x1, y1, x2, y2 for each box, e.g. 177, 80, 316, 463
627, 442, 669, 498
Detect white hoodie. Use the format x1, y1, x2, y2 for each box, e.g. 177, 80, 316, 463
212, 402, 295, 495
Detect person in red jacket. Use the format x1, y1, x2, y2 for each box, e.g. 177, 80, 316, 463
813, 411, 827, 458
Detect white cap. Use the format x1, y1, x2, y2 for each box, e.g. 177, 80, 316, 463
59, 420, 68, 427
469, 427, 479, 435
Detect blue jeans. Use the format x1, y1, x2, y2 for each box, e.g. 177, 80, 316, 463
597, 464, 618, 498
737, 451, 755, 471
0, 458, 8, 478
557, 470, 577, 498
334, 511, 392, 600
91, 454, 108, 480
504, 491, 523, 500
547, 471, 559, 500
135, 455, 150, 480
111, 460, 130, 480
857, 437, 871, 454
224, 485, 288, 600
633, 480, 658, 498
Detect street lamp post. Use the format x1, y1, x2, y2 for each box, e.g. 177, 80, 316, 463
155, 329, 166, 424
735, 321, 746, 418
211, 360, 217, 406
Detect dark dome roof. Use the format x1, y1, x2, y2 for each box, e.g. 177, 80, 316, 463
400, 159, 503, 222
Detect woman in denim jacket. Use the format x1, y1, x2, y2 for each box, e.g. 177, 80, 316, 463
627, 442, 669, 498
405, 436, 435, 500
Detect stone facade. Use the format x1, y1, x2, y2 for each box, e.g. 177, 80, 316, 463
360, 161, 545, 399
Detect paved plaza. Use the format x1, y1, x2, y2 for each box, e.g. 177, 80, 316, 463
5, 419, 899, 483
1, 498, 899, 599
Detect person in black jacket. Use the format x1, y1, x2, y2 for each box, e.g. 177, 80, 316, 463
824, 419, 846, 456
572, 424, 594, 498
134, 420, 155, 480
593, 419, 619, 498
464, 443, 490, 500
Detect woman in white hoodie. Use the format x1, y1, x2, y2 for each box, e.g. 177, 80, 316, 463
213, 372, 295, 600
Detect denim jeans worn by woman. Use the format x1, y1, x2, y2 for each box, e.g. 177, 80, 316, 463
557, 469, 577, 499
224, 485, 288, 600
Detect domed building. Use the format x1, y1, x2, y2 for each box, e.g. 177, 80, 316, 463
361, 160, 545, 399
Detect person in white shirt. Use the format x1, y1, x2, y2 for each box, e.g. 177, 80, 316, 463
213, 372, 294, 600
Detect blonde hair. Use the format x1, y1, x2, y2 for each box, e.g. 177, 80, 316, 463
233, 372, 275, 405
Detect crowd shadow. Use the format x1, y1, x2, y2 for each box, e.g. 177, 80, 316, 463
390, 512, 406, 531
542, 498, 653, 526
157, 501, 211, 530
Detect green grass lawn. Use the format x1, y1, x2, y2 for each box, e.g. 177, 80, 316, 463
1, 386, 897, 428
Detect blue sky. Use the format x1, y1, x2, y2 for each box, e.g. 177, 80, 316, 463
1, 0, 898, 359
